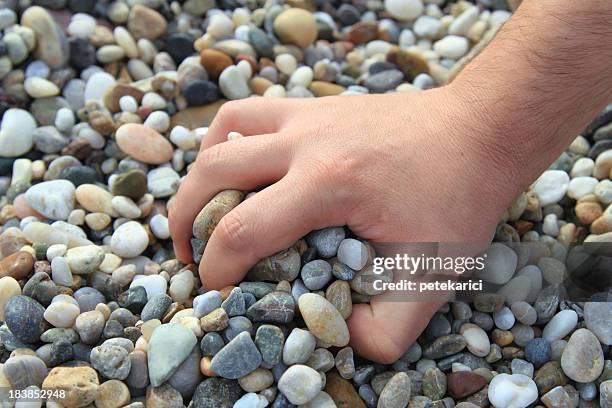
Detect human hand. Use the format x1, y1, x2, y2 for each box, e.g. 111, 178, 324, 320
169, 85, 517, 363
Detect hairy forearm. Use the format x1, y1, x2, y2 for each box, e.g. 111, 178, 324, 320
450, 0, 612, 194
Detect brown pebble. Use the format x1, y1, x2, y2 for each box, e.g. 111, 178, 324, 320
127, 4, 167, 40
491, 329, 514, 346
446, 372, 488, 399
200, 49, 233, 81
325, 371, 366, 408
115, 123, 174, 164
309, 81, 346, 97
162, 302, 184, 323
104, 83, 145, 112
347, 21, 378, 44
200, 356, 216, 377
575, 202, 603, 225
200, 308, 229, 332
0, 251, 35, 280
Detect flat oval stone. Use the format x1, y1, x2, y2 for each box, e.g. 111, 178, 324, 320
298, 293, 349, 347
210, 331, 262, 379
560, 328, 604, 383
0, 109, 37, 157
378, 372, 411, 408
447, 371, 487, 399
542, 310, 577, 342
423, 334, 467, 359
115, 123, 173, 164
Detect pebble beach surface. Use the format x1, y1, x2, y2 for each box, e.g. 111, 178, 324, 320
0, 0, 611, 407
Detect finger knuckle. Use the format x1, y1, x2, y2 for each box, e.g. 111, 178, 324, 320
215, 210, 253, 254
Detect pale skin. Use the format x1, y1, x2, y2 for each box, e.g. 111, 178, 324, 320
170, 0, 612, 363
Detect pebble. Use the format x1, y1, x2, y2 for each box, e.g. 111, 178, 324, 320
487, 373, 538, 408
75, 310, 105, 345
301, 260, 333, 290
0, 251, 35, 280
127, 5, 167, 40
384, 0, 423, 21
21, 6, 69, 68
5, 295, 45, 343
306, 227, 345, 258
147, 167, 180, 198
283, 328, 316, 365
95, 380, 131, 408
337, 239, 368, 271
65, 245, 105, 274
255, 324, 284, 367
532, 170, 570, 206
247, 291, 295, 323
193, 191, 243, 242
542, 310, 578, 342
299, 293, 349, 347
378, 372, 411, 408
477, 243, 517, 284
42, 366, 99, 407
192, 378, 242, 407
43, 301, 80, 328
148, 322, 198, 386
433, 35, 469, 59
584, 302, 612, 345
460, 323, 490, 357
0, 277, 21, 320
90, 344, 131, 380
278, 364, 323, 405
525, 338, 551, 368
115, 124, 173, 164
493, 306, 515, 330
3, 354, 47, 389
0, 109, 37, 157
193, 291, 222, 318
274, 9, 318, 48
218, 65, 251, 100
210, 331, 262, 379
110, 221, 149, 258
561, 328, 604, 383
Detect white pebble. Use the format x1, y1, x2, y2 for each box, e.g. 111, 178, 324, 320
110, 221, 149, 258
111, 196, 142, 219
433, 35, 469, 59
170, 126, 196, 150
487, 373, 538, 408
54, 108, 75, 132
119, 95, 138, 113
570, 157, 595, 178
542, 214, 559, 237
144, 110, 170, 133
44, 301, 80, 328
337, 239, 368, 271
150, 214, 170, 240
50, 256, 73, 287
532, 170, 570, 206
542, 310, 578, 342
567, 176, 599, 200
46, 244, 67, 261
384, 0, 424, 21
